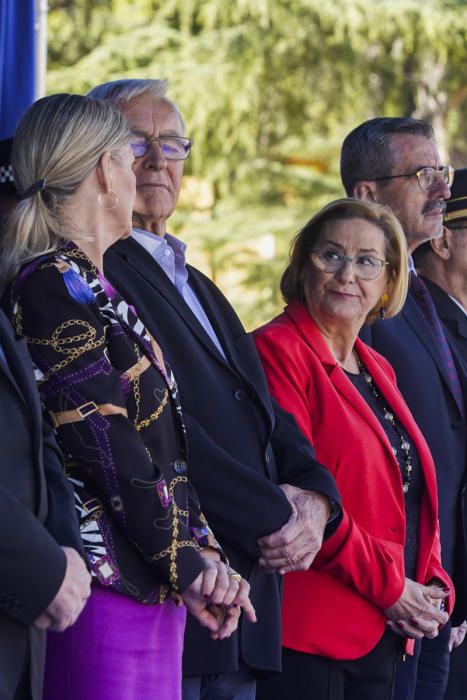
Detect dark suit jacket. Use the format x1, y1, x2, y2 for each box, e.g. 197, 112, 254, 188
361, 286, 467, 625
105, 237, 341, 677
421, 277, 467, 367
421, 278, 467, 698
0, 308, 81, 700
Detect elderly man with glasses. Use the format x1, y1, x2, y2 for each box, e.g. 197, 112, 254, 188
340, 117, 467, 700
88, 78, 341, 700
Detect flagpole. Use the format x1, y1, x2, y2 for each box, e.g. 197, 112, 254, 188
35, 0, 48, 99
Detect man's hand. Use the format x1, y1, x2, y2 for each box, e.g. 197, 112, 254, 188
384, 578, 449, 640
449, 621, 467, 651
257, 484, 330, 574
34, 547, 91, 632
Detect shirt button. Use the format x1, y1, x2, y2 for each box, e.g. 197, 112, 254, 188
173, 459, 187, 475
234, 389, 245, 401
163, 248, 171, 257
265, 452, 270, 464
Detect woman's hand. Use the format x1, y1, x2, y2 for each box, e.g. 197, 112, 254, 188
180, 555, 256, 640
384, 578, 449, 639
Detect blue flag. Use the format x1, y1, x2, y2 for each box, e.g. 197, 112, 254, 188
0, 0, 36, 139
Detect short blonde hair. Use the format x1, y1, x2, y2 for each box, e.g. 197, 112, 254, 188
281, 198, 408, 322
1, 93, 132, 285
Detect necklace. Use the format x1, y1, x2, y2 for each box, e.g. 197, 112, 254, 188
357, 358, 413, 493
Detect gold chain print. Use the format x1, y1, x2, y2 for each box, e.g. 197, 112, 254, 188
15, 308, 105, 383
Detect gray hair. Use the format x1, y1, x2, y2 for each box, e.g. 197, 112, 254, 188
87, 78, 185, 130
1, 93, 132, 285
340, 117, 434, 196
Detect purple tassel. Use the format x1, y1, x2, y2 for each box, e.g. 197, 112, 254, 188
61, 266, 94, 304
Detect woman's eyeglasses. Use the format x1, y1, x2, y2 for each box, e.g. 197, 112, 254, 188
310, 248, 389, 280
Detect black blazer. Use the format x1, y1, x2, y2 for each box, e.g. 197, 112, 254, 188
0, 308, 81, 700
361, 286, 467, 624
105, 237, 341, 677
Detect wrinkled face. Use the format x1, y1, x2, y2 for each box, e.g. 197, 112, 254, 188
374, 134, 450, 253
120, 96, 184, 233
305, 218, 389, 329
109, 143, 136, 238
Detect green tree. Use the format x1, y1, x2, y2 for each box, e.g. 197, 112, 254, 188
46, 0, 467, 327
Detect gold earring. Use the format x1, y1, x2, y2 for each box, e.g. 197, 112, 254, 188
98, 190, 118, 210
379, 293, 389, 320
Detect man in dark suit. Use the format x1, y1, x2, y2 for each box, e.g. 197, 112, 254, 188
413, 168, 467, 367
88, 78, 342, 700
0, 141, 91, 700
413, 169, 467, 700
340, 117, 467, 700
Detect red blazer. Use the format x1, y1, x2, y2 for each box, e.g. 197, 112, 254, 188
254, 299, 454, 660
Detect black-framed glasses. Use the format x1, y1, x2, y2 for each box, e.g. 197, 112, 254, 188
310, 248, 389, 280
130, 133, 193, 160
370, 165, 454, 192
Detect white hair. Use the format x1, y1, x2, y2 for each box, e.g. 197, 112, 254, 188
87, 79, 185, 130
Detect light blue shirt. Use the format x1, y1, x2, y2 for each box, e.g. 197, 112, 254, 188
132, 228, 227, 359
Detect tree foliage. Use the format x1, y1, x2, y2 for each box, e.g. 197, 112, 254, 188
47, 0, 467, 327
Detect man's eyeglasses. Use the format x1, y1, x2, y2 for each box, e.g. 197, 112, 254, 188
370, 165, 454, 192
310, 248, 389, 280
130, 133, 193, 160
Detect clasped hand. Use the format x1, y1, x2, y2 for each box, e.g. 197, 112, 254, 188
257, 484, 330, 574
181, 551, 256, 640
384, 578, 449, 640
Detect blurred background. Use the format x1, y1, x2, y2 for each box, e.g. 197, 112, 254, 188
43, 0, 467, 327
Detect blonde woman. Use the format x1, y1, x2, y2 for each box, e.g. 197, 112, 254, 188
2, 93, 254, 700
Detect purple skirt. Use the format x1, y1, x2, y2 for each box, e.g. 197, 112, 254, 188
43, 584, 187, 700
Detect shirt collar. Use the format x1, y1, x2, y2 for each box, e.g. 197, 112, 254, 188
132, 228, 187, 257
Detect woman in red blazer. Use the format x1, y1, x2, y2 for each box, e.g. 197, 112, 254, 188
254, 198, 453, 700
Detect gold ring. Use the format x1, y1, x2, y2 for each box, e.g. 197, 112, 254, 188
228, 571, 242, 582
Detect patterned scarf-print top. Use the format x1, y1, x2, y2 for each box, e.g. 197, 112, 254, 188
11, 241, 220, 604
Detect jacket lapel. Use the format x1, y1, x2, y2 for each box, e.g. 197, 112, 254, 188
111, 238, 276, 427
186, 265, 244, 370
403, 290, 456, 401
285, 302, 398, 465
113, 239, 230, 367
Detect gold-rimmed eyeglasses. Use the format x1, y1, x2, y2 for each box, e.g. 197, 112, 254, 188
369, 165, 454, 192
